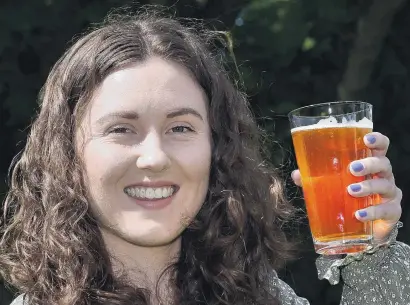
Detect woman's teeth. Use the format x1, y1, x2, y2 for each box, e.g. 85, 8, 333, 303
124, 186, 175, 199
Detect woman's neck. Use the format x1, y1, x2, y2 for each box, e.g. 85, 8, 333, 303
101, 228, 181, 303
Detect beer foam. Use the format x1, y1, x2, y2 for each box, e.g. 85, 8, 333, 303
291, 116, 373, 133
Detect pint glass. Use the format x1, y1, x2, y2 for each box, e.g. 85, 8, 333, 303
289, 101, 374, 255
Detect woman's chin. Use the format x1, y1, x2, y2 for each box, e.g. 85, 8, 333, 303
103, 224, 183, 248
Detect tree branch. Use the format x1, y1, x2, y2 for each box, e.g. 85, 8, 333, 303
337, 0, 407, 100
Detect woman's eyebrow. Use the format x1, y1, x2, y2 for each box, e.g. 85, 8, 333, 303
95, 107, 204, 126
166, 107, 204, 121
95, 110, 139, 126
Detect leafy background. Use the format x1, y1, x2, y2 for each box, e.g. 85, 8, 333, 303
1, 0, 410, 304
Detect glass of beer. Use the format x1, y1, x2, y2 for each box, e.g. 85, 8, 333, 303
289, 101, 374, 255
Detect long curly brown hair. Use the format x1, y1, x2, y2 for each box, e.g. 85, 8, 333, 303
0, 8, 295, 305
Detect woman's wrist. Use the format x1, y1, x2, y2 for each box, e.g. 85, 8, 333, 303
367, 221, 403, 252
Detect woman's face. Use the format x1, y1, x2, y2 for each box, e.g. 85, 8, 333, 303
77, 57, 212, 247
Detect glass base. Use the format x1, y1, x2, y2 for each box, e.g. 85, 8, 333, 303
314, 237, 372, 255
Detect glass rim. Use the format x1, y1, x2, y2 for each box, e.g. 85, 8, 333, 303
288, 101, 372, 118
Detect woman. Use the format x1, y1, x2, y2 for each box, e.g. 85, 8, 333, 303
0, 10, 408, 305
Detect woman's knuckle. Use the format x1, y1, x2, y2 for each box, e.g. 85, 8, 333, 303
380, 206, 389, 219
396, 187, 403, 200
391, 183, 398, 195
385, 135, 390, 148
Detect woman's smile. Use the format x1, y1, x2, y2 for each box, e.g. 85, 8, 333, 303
124, 182, 180, 210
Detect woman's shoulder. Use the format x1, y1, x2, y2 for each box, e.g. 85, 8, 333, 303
268, 271, 310, 304
10, 294, 25, 305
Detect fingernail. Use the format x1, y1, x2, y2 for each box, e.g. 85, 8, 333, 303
358, 210, 367, 218
349, 184, 361, 192
366, 135, 376, 144
351, 162, 364, 172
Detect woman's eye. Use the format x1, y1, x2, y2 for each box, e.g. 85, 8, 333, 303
170, 126, 194, 133
108, 127, 133, 134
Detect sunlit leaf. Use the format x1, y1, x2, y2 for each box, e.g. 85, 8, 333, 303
302, 37, 316, 51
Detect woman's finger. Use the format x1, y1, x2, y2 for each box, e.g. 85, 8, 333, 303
355, 188, 402, 222
364, 132, 390, 157
349, 156, 393, 180
291, 170, 302, 186
347, 178, 397, 199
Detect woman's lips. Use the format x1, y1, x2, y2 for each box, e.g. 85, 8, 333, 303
124, 186, 179, 210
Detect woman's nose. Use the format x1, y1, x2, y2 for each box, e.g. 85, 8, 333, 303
135, 134, 171, 172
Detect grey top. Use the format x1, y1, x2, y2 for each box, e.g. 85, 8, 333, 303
11, 226, 410, 305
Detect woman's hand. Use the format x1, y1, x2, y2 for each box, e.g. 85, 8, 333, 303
291, 132, 402, 243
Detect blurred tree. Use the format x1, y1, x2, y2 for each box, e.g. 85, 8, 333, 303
338, 0, 407, 99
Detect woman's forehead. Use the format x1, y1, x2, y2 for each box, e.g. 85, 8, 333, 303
86, 57, 208, 121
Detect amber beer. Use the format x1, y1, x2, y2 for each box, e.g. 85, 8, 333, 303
291, 122, 373, 254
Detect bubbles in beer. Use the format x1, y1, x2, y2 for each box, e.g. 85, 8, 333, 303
291, 116, 373, 133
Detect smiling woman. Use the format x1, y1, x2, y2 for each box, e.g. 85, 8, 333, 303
0, 9, 292, 305
1, 7, 410, 305
79, 58, 212, 250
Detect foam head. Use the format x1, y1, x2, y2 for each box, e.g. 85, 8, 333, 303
291, 116, 373, 133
